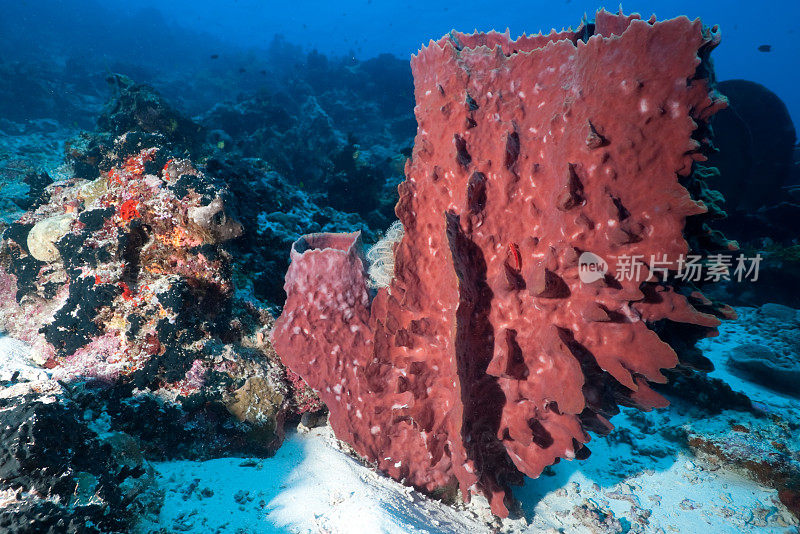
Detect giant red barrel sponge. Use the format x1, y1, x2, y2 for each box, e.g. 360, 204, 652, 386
271, 9, 733, 516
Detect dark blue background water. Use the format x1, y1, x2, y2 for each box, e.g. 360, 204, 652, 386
3, 0, 798, 125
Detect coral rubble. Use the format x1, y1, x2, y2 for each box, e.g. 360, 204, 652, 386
273, 10, 734, 516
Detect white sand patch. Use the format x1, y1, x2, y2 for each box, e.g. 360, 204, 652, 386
0, 335, 48, 382
140, 412, 797, 534
137, 427, 494, 534
518, 409, 796, 533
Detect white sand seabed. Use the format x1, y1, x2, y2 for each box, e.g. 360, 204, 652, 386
137, 427, 493, 534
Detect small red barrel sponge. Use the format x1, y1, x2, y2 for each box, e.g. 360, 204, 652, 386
272, 10, 731, 516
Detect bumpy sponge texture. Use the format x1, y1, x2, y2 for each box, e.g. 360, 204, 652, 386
272, 10, 730, 517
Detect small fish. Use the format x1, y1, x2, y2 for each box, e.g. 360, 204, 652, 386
758, 44, 772, 52
238, 67, 246, 73
210, 54, 219, 59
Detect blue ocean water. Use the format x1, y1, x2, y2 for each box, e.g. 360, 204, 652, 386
2, 0, 799, 125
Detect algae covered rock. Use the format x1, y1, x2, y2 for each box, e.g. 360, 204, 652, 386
0, 383, 158, 534
0, 84, 293, 458
226, 375, 287, 450
758, 302, 800, 323
26, 212, 75, 262
728, 343, 800, 397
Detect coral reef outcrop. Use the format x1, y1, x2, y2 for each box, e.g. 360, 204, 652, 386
697, 79, 800, 308
0, 83, 292, 458
0, 382, 159, 533
725, 304, 800, 397
707, 79, 796, 212
198, 52, 414, 228
273, 10, 733, 516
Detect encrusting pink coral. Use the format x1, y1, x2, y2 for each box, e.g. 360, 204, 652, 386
272, 10, 732, 516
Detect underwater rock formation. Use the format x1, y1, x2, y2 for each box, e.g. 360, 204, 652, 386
728, 342, 800, 396
272, 10, 733, 516
698, 79, 800, 307
1, 147, 241, 379
706, 79, 797, 212
0, 382, 158, 533
726, 303, 800, 397
0, 90, 292, 456
0, 66, 408, 443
